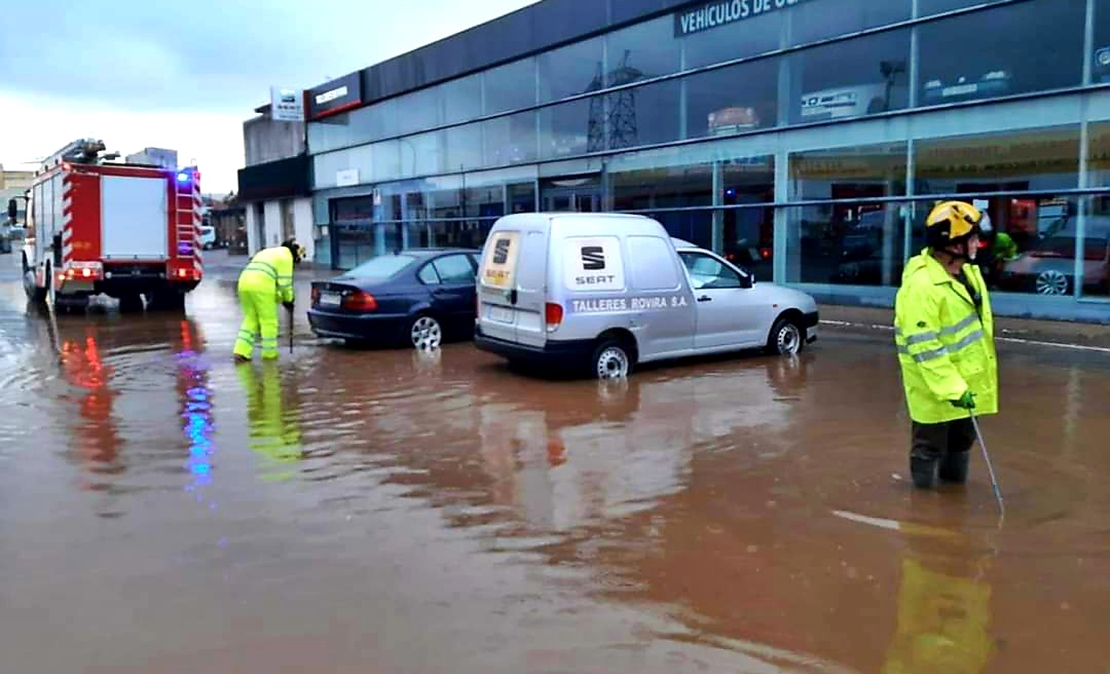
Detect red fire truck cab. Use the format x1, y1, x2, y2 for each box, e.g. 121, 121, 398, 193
21, 140, 204, 312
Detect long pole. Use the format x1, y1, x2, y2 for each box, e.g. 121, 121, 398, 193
970, 412, 1005, 518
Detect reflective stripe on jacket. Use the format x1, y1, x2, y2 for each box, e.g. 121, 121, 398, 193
894, 249, 998, 424
238, 246, 295, 303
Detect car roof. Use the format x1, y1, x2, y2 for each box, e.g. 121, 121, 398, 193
671, 237, 699, 249
392, 247, 480, 258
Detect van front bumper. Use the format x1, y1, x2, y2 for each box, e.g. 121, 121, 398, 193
475, 327, 595, 367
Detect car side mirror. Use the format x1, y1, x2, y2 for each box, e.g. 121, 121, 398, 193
6, 199, 16, 221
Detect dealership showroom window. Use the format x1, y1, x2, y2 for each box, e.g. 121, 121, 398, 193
304, 0, 1110, 315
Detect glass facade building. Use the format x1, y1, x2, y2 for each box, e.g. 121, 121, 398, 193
306, 0, 1110, 322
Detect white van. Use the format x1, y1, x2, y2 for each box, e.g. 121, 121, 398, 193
474, 213, 819, 378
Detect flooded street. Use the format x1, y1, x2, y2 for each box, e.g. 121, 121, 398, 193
0, 253, 1108, 674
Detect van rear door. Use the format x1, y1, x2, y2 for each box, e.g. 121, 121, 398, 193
513, 229, 549, 349
478, 229, 520, 343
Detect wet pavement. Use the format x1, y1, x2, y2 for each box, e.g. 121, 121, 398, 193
0, 251, 1108, 673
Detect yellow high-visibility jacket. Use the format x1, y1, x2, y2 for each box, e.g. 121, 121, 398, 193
239, 246, 295, 304
894, 249, 998, 424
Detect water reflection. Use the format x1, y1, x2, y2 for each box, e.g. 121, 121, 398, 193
174, 320, 216, 493
882, 521, 995, 673
235, 362, 303, 482
59, 328, 122, 484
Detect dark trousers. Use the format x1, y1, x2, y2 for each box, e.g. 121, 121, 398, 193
911, 418, 976, 459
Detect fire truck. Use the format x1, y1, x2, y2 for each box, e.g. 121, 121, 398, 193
19, 139, 203, 312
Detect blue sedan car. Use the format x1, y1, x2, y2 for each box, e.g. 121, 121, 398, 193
308, 248, 480, 349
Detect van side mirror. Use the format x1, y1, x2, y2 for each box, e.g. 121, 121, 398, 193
6, 199, 16, 221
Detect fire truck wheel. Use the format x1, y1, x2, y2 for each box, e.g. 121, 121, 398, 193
23, 268, 46, 304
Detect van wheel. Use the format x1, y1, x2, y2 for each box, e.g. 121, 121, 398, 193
767, 317, 804, 356
592, 339, 632, 380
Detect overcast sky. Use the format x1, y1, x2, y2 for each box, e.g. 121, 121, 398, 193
0, 0, 538, 194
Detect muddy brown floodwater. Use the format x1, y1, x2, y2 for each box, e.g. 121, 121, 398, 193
0, 261, 1108, 674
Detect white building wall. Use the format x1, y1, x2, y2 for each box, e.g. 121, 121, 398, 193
293, 197, 315, 262
245, 205, 261, 255
262, 201, 283, 249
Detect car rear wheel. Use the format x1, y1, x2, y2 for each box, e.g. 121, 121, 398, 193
767, 317, 804, 356
592, 339, 632, 380
410, 315, 442, 350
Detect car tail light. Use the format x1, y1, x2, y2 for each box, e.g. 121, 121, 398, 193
343, 290, 378, 312
311, 287, 321, 305
545, 302, 564, 332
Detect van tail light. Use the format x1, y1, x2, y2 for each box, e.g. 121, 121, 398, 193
342, 290, 378, 312
545, 302, 564, 332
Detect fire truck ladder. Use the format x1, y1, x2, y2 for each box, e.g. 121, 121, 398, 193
174, 168, 202, 274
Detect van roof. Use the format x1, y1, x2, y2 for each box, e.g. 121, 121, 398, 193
494, 211, 653, 225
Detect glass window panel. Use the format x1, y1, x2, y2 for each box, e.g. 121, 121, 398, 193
679, 251, 743, 289
918, 0, 991, 17
373, 140, 402, 182
538, 37, 604, 103
605, 16, 682, 84
396, 88, 443, 136
400, 131, 445, 177
789, 28, 910, 125
484, 58, 537, 114
1081, 196, 1110, 298
442, 74, 483, 125
786, 202, 908, 286
508, 182, 536, 214
686, 58, 779, 139
787, 0, 910, 46
905, 193, 1084, 296
313, 145, 372, 189
914, 126, 1080, 195
918, 0, 1084, 107
722, 156, 775, 277
790, 142, 908, 201
682, 8, 782, 70
433, 254, 477, 283
539, 98, 593, 160
611, 162, 714, 248
463, 185, 505, 219
446, 124, 484, 172
1091, 123, 1110, 188
418, 263, 441, 285
1096, 0, 1110, 84
308, 115, 353, 154
483, 111, 538, 166
611, 78, 681, 150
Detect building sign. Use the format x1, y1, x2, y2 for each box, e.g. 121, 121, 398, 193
674, 0, 815, 37
308, 72, 363, 120
270, 87, 305, 122
336, 168, 359, 187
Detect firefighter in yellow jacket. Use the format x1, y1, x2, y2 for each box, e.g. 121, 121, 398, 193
894, 202, 999, 489
234, 239, 305, 362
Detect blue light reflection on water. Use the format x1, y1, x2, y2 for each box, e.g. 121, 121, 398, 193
176, 348, 216, 494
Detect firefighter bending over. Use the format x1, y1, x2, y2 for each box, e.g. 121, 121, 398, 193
234, 239, 305, 362
894, 202, 999, 489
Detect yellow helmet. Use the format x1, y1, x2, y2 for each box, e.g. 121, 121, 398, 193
925, 201, 983, 249
282, 238, 306, 264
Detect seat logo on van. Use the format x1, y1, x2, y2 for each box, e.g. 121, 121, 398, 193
493, 239, 512, 265
581, 246, 606, 270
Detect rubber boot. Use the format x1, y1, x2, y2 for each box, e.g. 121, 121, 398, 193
910, 453, 940, 489
939, 450, 971, 484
